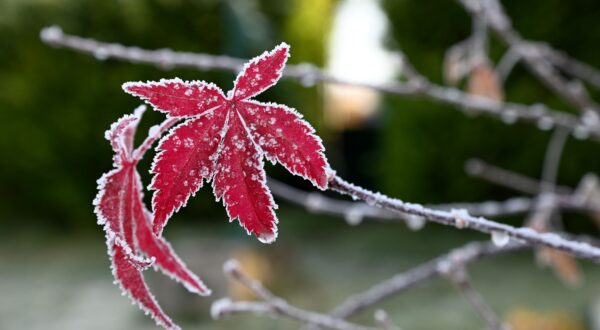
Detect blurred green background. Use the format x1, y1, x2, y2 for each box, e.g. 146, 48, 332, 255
1, 0, 600, 329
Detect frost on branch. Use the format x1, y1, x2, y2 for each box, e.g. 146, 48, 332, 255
94, 106, 210, 329
123, 43, 330, 242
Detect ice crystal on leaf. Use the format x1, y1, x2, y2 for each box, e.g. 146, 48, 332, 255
123, 43, 330, 243
94, 106, 210, 330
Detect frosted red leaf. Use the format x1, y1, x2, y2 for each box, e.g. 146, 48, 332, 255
110, 242, 178, 330
94, 106, 210, 329
123, 43, 330, 242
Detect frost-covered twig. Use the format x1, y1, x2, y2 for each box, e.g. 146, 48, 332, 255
458, 0, 600, 120
211, 260, 379, 330
132, 116, 180, 161
465, 158, 573, 195
527, 127, 570, 230
271, 177, 600, 227
328, 175, 600, 262
270, 177, 531, 220
496, 47, 520, 82
39, 26, 600, 141
543, 46, 600, 89
446, 267, 505, 330
329, 241, 525, 319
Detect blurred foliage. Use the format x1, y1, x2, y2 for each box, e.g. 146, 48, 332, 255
377, 0, 600, 218
0, 0, 331, 231
1, 0, 600, 235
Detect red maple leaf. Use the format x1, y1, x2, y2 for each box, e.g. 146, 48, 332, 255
94, 106, 210, 330
123, 43, 330, 243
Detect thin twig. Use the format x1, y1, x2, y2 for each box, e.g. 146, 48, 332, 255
496, 47, 520, 82
330, 241, 525, 319
527, 127, 570, 230
39, 25, 600, 141
328, 175, 600, 263
447, 268, 505, 330
465, 158, 573, 195
543, 46, 600, 89
459, 0, 600, 120
270, 177, 600, 229
270, 177, 532, 220
133, 116, 180, 161
541, 127, 570, 191
211, 260, 379, 330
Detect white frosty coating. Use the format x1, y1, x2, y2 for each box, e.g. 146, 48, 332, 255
39, 25, 63, 43
491, 230, 510, 247
233, 110, 279, 243
450, 208, 470, 229
93, 107, 150, 264
344, 206, 364, 226
406, 214, 425, 231
223, 258, 241, 275
210, 298, 233, 319
230, 42, 290, 99
305, 193, 324, 212
107, 239, 180, 330
573, 126, 590, 140
147, 106, 225, 236
148, 124, 160, 137
537, 116, 555, 130
242, 99, 331, 190
330, 177, 600, 262
122, 78, 226, 116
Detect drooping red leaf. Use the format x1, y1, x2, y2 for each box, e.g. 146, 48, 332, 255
231, 43, 289, 101
95, 106, 210, 329
136, 205, 210, 294
110, 242, 178, 330
123, 43, 331, 242
212, 112, 278, 242
149, 109, 228, 234
123, 79, 226, 117
95, 107, 148, 259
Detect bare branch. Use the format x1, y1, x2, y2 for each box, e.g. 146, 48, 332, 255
447, 268, 505, 330
330, 241, 525, 319
458, 0, 600, 119
543, 46, 600, 89
270, 177, 535, 221
541, 128, 570, 191
212, 260, 379, 330
496, 47, 520, 82
465, 158, 573, 195
39, 26, 600, 141
328, 175, 600, 263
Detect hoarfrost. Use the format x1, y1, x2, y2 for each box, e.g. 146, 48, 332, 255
491, 230, 510, 247
345, 206, 364, 225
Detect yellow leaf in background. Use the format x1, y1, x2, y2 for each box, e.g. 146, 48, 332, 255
538, 248, 583, 287
506, 308, 583, 330
228, 249, 273, 301
325, 84, 379, 130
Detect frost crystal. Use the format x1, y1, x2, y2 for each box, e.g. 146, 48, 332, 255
344, 206, 364, 226
491, 230, 510, 247
406, 214, 426, 231
450, 208, 470, 229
